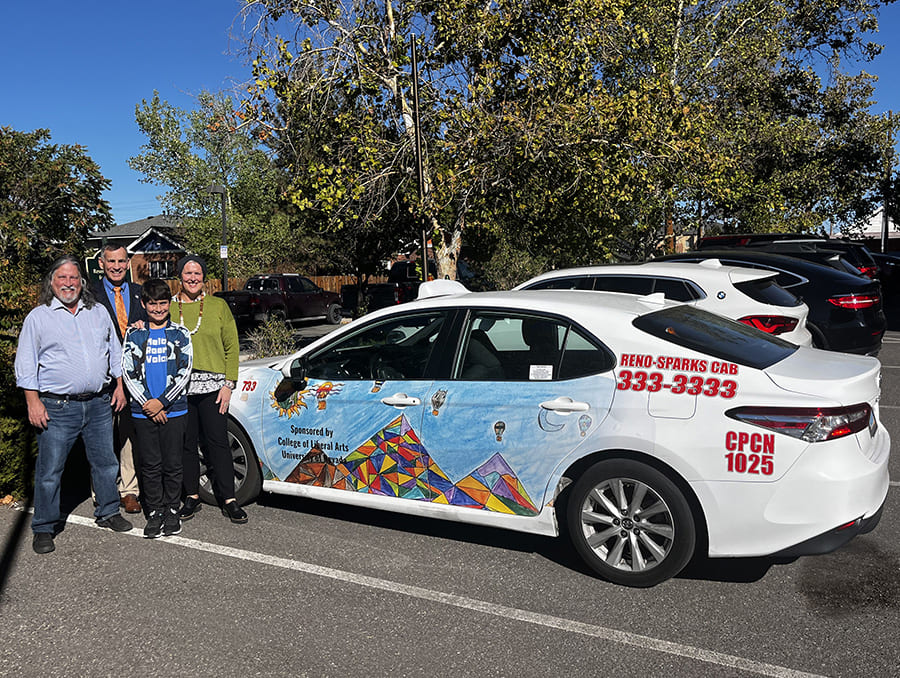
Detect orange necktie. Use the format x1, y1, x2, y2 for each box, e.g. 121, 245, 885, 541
113, 286, 128, 337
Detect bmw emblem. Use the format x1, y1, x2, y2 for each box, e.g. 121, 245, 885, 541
717, 291, 726, 299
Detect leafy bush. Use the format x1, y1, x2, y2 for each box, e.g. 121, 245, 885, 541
0, 263, 38, 499
245, 317, 296, 359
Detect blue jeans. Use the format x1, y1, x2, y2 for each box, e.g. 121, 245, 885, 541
32, 394, 121, 534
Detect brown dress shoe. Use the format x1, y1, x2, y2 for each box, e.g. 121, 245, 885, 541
120, 494, 142, 514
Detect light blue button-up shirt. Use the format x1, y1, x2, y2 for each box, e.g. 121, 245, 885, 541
15, 296, 123, 394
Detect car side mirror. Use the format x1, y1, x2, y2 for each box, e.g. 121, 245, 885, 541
288, 357, 309, 388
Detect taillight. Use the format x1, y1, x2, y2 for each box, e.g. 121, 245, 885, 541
857, 265, 878, 279
737, 315, 799, 335
726, 403, 874, 442
827, 293, 880, 310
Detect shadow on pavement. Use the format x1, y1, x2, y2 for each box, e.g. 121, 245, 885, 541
257, 492, 796, 585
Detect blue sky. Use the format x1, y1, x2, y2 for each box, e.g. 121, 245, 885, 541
2, 1, 899, 226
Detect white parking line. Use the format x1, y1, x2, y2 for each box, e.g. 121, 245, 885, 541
66, 514, 824, 678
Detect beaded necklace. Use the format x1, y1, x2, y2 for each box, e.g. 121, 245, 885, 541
175, 292, 205, 335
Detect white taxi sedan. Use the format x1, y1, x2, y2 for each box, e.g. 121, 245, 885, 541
215, 282, 888, 587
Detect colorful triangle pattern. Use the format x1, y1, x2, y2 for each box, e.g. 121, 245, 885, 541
283, 414, 538, 515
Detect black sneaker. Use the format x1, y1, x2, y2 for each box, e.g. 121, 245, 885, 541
162, 508, 182, 537
221, 501, 248, 524
96, 513, 133, 532
179, 496, 203, 521
144, 511, 164, 539
32, 532, 55, 554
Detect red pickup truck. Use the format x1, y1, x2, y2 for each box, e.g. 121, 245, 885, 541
216, 274, 343, 326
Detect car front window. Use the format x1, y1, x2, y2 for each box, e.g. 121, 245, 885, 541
301, 311, 449, 381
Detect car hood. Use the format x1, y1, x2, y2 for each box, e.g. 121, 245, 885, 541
764, 348, 881, 405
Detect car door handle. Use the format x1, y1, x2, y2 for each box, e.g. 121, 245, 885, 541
381, 393, 422, 407
539, 397, 590, 412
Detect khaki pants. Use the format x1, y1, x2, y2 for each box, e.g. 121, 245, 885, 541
115, 409, 139, 496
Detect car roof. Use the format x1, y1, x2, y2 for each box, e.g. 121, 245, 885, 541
397, 286, 681, 321
514, 260, 775, 289
656, 249, 865, 280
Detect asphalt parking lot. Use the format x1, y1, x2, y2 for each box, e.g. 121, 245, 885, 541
1, 321, 898, 677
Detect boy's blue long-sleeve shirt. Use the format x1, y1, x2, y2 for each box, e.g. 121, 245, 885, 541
121, 321, 193, 417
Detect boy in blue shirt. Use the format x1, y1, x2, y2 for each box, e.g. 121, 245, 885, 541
122, 279, 193, 538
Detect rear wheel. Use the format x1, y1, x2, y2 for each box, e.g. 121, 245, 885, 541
198, 419, 263, 506
566, 459, 695, 587
326, 303, 342, 324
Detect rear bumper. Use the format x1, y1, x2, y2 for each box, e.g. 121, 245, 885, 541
771, 499, 885, 558
694, 425, 890, 558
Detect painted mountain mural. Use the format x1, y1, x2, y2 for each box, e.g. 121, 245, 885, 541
283, 414, 539, 516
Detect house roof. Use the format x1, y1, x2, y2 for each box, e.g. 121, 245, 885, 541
87, 214, 179, 243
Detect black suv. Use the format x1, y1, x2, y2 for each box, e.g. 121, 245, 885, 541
697, 233, 880, 279
656, 250, 886, 355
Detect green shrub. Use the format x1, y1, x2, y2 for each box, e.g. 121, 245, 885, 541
0, 263, 38, 499
245, 317, 296, 359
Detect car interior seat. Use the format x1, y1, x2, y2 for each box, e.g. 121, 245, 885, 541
460, 329, 504, 380
521, 317, 561, 377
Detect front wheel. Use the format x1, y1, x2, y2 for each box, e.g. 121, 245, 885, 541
198, 419, 263, 506
566, 459, 695, 587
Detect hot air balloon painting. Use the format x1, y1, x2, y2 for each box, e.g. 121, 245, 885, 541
431, 389, 448, 416
314, 381, 343, 410
493, 420, 506, 442
578, 414, 592, 437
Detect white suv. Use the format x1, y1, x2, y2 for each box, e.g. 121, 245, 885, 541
516, 260, 813, 346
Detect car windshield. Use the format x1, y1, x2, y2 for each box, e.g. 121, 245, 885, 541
633, 306, 797, 369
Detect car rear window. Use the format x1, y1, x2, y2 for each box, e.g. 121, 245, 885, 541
527, 276, 595, 290
633, 306, 797, 369
591, 276, 654, 295
732, 278, 801, 307
651, 277, 697, 301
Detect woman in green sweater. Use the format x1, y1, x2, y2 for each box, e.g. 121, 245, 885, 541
174, 255, 248, 524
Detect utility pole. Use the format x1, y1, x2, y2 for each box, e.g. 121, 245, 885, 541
882, 111, 895, 254
411, 38, 428, 282
205, 184, 228, 290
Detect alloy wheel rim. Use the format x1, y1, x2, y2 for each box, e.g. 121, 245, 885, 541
579, 477, 675, 572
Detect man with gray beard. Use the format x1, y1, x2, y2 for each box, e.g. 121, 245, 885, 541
15, 255, 133, 554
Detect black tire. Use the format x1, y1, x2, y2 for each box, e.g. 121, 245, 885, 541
566, 459, 695, 587
198, 419, 263, 506
326, 303, 342, 325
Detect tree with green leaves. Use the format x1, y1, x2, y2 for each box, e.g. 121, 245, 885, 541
0, 126, 114, 497
129, 90, 331, 278
240, 0, 893, 281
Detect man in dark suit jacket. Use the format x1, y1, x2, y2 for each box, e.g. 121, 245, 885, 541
92, 245, 148, 514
